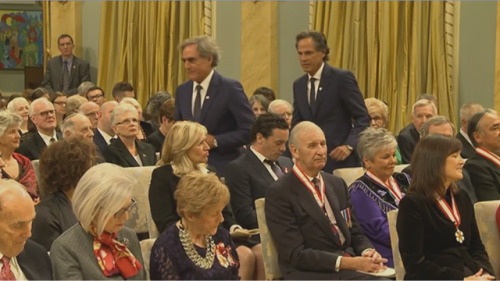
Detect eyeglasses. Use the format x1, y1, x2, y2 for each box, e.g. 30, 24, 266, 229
116, 118, 139, 126
58, 42, 73, 47
114, 198, 137, 218
280, 112, 292, 118
34, 110, 55, 117
88, 94, 104, 101
53, 101, 66, 106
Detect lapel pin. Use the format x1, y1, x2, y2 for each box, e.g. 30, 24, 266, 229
319, 87, 323, 91
205, 96, 210, 100
72, 65, 76, 69
142, 154, 146, 158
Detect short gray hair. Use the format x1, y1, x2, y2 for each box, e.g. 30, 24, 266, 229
28, 98, 54, 117
180, 35, 221, 67
72, 163, 136, 235
0, 179, 28, 213
7, 97, 28, 113
66, 95, 87, 116
357, 127, 397, 165
78, 81, 95, 96
420, 116, 455, 138
460, 102, 484, 123
249, 95, 269, 111
412, 99, 437, 116
61, 113, 87, 134
289, 121, 322, 150
0, 111, 22, 137
111, 104, 137, 126
268, 99, 292, 113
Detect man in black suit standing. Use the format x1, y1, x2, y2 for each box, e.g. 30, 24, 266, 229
174, 35, 254, 176
266, 121, 387, 280
457, 102, 484, 159
292, 31, 370, 173
464, 109, 500, 201
16, 98, 62, 160
0, 180, 53, 280
397, 99, 437, 164
42, 34, 90, 96
226, 113, 293, 230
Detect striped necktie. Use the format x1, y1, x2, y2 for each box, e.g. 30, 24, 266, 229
62, 60, 70, 93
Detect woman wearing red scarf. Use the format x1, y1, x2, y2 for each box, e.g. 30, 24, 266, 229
0, 110, 38, 200
50, 163, 146, 280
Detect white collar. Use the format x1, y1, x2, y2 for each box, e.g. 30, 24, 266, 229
194, 69, 215, 91
460, 128, 475, 148
308, 62, 325, 81
97, 128, 115, 145
38, 130, 57, 144
250, 146, 267, 164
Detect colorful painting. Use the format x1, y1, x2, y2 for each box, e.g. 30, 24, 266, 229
0, 10, 43, 69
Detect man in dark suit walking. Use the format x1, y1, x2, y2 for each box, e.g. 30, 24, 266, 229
0, 180, 53, 280
174, 35, 254, 176
226, 113, 293, 230
292, 31, 370, 173
42, 34, 91, 96
266, 121, 387, 280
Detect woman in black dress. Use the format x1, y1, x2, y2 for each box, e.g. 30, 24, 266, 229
397, 134, 494, 280
149, 121, 264, 280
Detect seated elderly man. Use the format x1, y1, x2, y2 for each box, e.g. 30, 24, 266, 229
0, 180, 53, 280
402, 116, 477, 203
93, 101, 117, 154
464, 109, 500, 201
268, 99, 292, 158
78, 101, 99, 130
457, 102, 484, 159
77, 81, 95, 97
16, 98, 62, 160
65, 95, 88, 117
266, 121, 388, 280
61, 113, 94, 141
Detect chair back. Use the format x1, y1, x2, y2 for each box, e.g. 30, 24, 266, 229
474, 200, 500, 279
139, 238, 156, 280
332, 167, 364, 186
394, 164, 410, 173
31, 159, 44, 198
255, 198, 282, 280
387, 210, 405, 280
124, 166, 156, 235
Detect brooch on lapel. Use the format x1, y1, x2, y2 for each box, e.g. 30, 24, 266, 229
319, 87, 323, 91
341, 208, 352, 228
121, 238, 130, 247
284, 167, 289, 173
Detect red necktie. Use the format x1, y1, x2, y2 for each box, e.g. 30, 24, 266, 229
1, 256, 16, 280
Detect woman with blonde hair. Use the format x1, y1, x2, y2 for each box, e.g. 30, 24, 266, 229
51, 163, 146, 280
149, 121, 265, 280
364, 97, 402, 164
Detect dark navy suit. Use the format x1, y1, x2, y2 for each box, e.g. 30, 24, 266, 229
292, 63, 370, 173
174, 71, 254, 176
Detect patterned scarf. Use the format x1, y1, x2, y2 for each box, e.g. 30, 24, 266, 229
89, 227, 142, 278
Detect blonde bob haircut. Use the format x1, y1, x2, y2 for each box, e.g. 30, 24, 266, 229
72, 163, 136, 235
159, 121, 208, 176
175, 172, 229, 218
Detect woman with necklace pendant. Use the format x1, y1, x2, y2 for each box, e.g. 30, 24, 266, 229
349, 128, 410, 267
150, 172, 239, 280
397, 134, 494, 280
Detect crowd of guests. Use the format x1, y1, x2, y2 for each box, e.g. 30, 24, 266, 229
0, 29, 499, 281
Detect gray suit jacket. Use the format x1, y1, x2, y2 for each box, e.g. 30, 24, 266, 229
51, 224, 146, 280
41, 55, 91, 96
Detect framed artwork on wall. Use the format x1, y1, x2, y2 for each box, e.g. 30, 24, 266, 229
0, 10, 43, 69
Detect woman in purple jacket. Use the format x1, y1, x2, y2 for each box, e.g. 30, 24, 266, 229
349, 127, 410, 267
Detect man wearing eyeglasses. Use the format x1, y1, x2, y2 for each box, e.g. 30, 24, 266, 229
41, 34, 91, 96
86, 86, 106, 106
16, 99, 62, 160
78, 102, 100, 130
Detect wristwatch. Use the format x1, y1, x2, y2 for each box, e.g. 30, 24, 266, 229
346, 145, 353, 151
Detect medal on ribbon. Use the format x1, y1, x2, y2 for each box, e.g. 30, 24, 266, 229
436, 192, 464, 243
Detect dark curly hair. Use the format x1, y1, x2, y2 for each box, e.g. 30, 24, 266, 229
39, 138, 96, 195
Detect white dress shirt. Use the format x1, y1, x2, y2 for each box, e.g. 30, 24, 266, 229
97, 128, 114, 145
307, 63, 325, 104
0, 253, 27, 281
250, 146, 279, 181
38, 131, 58, 147
192, 69, 215, 115
460, 128, 475, 148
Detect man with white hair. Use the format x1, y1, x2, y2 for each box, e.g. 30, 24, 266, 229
397, 98, 437, 164
266, 121, 387, 280
61, 113, 94, 141
78, 101, 99, 130
268, 99, 293, 158
16, 98, 62, 160
457, 102, 484, 159
0, 180, 53, 279
174, 35, 254, 176
94, 101, 118, 154
77, 81, 95, 97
